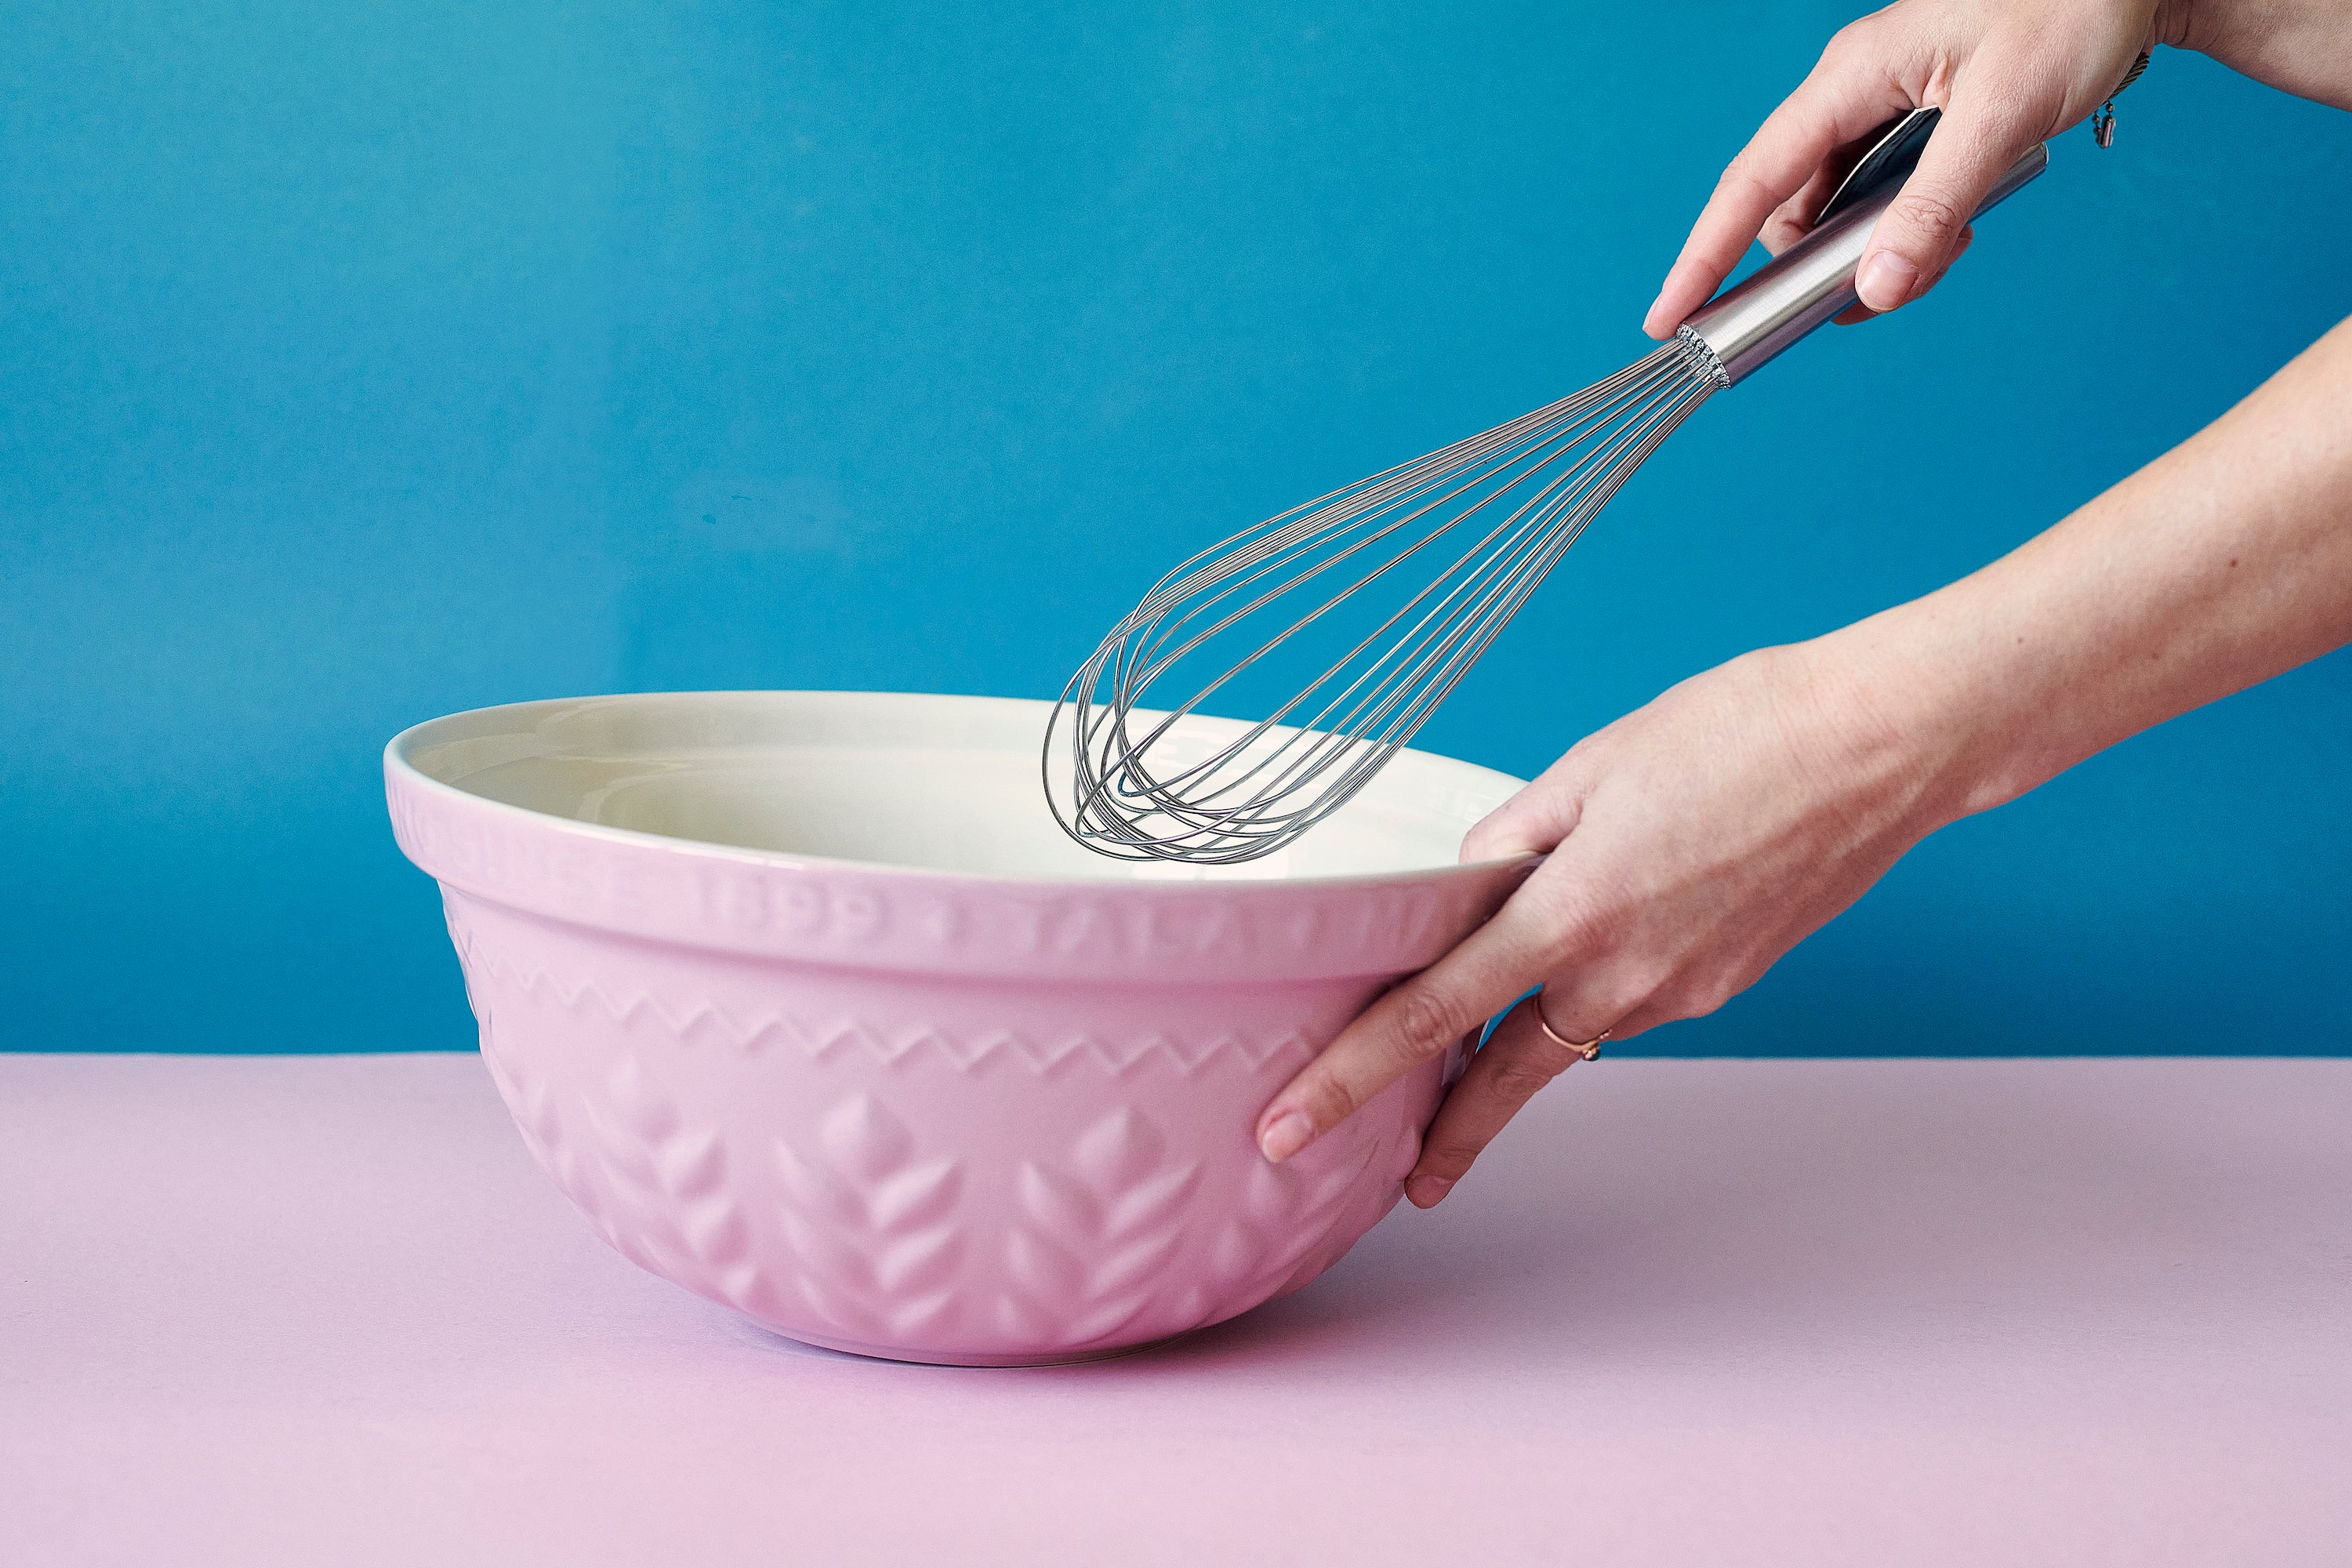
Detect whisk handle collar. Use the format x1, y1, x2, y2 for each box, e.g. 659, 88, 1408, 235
1681, 110, 2049, 387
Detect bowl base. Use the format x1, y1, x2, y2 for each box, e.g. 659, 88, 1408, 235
746, 1322, 1190, 1368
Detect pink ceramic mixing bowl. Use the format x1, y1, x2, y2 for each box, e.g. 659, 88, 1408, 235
386, 691, 1530, 1364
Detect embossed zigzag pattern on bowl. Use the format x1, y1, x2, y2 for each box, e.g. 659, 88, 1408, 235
449, 910, 1316, 1077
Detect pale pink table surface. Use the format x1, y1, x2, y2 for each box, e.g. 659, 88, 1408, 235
4, 1054, 2347, 1566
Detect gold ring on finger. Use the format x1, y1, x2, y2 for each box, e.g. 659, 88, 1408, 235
1524, 993, 1610, 1061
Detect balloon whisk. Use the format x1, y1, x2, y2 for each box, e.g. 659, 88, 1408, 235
1047, 336, 1719, 864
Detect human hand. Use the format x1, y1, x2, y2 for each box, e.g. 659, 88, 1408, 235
1642, 0, 2169, 336
1253, 641, 1969, 1205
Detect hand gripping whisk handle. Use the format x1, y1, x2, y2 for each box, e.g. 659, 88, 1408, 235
1680, 107, 2049, 387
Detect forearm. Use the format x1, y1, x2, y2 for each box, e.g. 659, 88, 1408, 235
1836, 311, 2352, 826
2167, 0, 2352, 109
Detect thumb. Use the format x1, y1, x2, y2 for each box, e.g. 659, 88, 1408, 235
1856, 73, 2045, 314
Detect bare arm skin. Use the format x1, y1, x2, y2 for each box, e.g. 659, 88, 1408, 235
1254, 0, 2352, 1196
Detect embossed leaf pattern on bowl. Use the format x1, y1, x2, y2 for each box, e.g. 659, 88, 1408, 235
775, 1094, 965, 1342
1000, 1106, 1203, 1351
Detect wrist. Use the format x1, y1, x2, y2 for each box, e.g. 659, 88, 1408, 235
1794, 595, 2049, 837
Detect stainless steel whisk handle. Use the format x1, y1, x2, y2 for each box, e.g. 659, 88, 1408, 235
1679, 107, 2049, 387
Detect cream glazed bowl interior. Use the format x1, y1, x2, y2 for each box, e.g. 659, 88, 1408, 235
386, 691, 1532, 1366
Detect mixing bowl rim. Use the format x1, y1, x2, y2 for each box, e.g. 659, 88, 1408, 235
383, 688, 1536, 895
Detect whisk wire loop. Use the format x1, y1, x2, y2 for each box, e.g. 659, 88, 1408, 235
1047, 336, 1721, 863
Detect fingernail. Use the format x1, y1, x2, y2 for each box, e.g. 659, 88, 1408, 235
1258, 1110, 1317, 1163
1856, 250, 1918, 311
1406, 1174, 1454, 1208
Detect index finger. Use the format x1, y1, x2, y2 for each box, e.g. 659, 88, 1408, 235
1254, 873, 1576, 1163
1642, 60, 1911, 339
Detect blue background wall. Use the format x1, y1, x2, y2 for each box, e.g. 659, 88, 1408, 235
3, 2, 2347, 1055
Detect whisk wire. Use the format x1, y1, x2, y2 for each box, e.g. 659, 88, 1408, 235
1048, 336, 1719, 862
